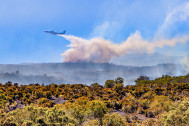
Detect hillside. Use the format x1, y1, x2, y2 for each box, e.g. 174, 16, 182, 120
111, 52, 182, 66
0, 62, 186, 85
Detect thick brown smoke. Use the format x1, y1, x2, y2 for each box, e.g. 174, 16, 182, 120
59, 31, 189, 63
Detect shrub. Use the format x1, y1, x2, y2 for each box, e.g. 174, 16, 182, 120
115, 77, 124, 84
21, 121, 33, 126
38, 98, 55, 107
161, 101, 189, 126
140, 118, 160, 126
103, 113, 126, 126
83, 119, 100, 126
88, 100, 108, 125
125, 115, 132, 123
105, 80, 115, 88
113, 83, 124, 92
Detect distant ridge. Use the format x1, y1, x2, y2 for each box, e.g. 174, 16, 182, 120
0, 62, 186, 85
111, 52, 182, 66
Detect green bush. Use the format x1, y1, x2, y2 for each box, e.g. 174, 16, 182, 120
88, 100, 108, 125
103, 113, 126, 126
0, 105, 79, 126
161, 101, 189, 126
105, 80, 115, 88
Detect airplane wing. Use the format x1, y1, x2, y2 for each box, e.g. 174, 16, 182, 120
57, 30, 66, 35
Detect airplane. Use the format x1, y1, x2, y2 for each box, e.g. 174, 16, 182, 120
44, 30, 66, 35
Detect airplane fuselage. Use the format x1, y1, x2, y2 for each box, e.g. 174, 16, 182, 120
44, 30, 66, 35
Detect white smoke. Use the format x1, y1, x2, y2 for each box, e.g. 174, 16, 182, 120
181, 56, 189, 73
157, 2, 189, 37
91, 21, 119, 38
59, 32, 189, 63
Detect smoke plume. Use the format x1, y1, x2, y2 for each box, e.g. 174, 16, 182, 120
157, 2, 189, 37
59, 32, 189, 63
58, 2, 189, 63
181, 56, 189, 73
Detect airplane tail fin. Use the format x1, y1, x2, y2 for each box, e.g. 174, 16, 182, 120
62, 30, 66, 34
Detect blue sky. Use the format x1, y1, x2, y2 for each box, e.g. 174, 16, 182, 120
0, 0, 189, 64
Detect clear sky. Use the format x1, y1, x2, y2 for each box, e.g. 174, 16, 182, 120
0, 0, 189, 64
